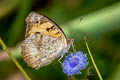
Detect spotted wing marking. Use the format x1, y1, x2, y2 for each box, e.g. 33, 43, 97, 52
25, 12, 67, 47
21, 33, 65, 69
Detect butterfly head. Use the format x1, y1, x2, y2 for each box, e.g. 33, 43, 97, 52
67, 38, 74, 45
66, 38, 74, 50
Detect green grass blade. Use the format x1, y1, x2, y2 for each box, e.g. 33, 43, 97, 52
84, 37, 103, 80
0, 38, 31, 80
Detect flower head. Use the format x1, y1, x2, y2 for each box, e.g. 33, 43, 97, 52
62, 51, 88, 76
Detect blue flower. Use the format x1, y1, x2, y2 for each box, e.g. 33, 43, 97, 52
62, 51, 88, 76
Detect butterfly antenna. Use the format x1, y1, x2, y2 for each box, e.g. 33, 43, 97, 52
71, 17, 83, 52
70, 17, 85, 74
71, 17, 83, 38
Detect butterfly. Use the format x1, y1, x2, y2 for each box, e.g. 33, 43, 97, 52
21, 12, 74, 69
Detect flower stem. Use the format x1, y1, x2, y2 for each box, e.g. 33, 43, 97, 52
84, 37, 103, 80
0, 38, 31, 80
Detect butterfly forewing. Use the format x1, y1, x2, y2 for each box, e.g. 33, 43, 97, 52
25, 12, 67, 46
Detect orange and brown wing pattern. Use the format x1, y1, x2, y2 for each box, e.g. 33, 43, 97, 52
25, 12, 67, 46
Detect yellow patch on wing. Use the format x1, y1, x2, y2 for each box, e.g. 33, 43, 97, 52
28, 22, 61, 38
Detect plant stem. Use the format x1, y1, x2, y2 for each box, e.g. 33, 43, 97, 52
84, 37, 103, 80
0, 38, 31, 80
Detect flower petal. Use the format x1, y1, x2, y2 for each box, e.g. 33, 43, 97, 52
62, 51, 88, 76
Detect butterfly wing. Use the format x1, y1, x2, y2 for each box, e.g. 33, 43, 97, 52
21, 12, 70, 69
25, 12, 68, 47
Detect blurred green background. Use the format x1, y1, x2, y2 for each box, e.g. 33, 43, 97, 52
0, 0, 120, 80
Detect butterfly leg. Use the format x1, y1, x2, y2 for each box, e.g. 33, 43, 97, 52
70, 52, 77, 64
72, 43, 77, 52
58, 55, 63, 64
